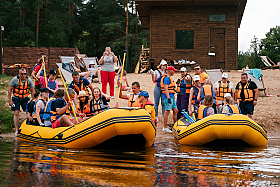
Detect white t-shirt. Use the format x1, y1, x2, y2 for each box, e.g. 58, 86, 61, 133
154, 69, 166, 79
126, 94, 138, 100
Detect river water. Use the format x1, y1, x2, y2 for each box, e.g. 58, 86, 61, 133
0, 135, 279, 186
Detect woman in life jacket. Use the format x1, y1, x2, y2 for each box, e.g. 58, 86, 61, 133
90, 87, 110, 116
222, 94, 241, 114
32, 88, 49, 126
197, 95, 215, 120
36, 63, 58, 98
150, 59, 167, 122
26, 92, 40, 125
76, 90, 92, 121
188, 75, 201, 120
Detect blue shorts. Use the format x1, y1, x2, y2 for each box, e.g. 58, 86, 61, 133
11, 97, 30, 111
163, 98, 177, 111
239, 101, 254, 115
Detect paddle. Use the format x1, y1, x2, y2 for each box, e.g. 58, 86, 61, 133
57, 67, 78, 124
115, 50, 127, 108
41, 52, 48, 88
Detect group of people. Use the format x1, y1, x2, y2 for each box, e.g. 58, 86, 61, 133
8, 50, 259, 135
150, 59, 258, 133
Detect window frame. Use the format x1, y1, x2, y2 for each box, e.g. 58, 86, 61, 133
173, 28, 195, 51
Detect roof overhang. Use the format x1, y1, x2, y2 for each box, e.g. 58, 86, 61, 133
136, 0, 247, 28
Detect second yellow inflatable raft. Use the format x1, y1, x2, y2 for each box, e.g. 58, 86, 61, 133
17, 108, 156, 148
172, 113, 267, 146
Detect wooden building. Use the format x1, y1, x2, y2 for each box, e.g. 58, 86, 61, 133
135, 0, 247, 70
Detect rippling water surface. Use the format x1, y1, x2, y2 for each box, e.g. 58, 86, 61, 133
0, 136, 279, 186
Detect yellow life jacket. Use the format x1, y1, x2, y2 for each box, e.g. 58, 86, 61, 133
237, 82, 254, 102
216, 81, 232, 100
226, 105, 241, 114
90, 97, 109, 115
161, 76, 176, 94
142, 100, 156, 123
197, 105, 209, 120
128, 94, 141, 107
13, 77, 30, 98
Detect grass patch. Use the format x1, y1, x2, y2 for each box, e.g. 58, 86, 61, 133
0, 75, 17, 133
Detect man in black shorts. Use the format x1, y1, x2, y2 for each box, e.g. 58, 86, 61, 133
234, 73, 258, 119
8, 68, 35, 135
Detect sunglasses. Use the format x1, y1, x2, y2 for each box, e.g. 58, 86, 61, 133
194, 68, 200, 70
21, 73, 27, 75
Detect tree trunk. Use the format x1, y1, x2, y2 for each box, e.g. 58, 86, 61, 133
36, 3, 40, 47
125, 1, 129, 71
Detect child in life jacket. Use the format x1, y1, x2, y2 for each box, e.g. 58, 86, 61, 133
139, 91, 156, 124
117, 70, 132, 92
188, 75, 201, 120
197, 95, 214, 120
32, 88, 49, 126
200, 78, 218, 113
222, 93, 241, 114
26, 92, 40, 125
76, 90, 92, 121
36, 63, 58, 98
90, 87, 110, 116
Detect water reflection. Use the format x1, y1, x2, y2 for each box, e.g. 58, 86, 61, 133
0, 137, 279, 186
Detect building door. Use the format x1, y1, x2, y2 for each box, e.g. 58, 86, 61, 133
210, 28, 225, 69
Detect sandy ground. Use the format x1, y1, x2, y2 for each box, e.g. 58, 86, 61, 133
1, 69, 280, 141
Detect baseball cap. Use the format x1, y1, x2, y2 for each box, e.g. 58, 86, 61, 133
39, 87, 49, 93
224, 93, 231, 98
193, 75, 200, 81
180, 67, 187, 72
167, 66, 178, 71
222, 73, 228, 79
140, 91, 149, 98
49, 69, 57, 75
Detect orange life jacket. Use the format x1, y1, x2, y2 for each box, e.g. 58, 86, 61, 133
90, 97, 109, 115
128, 94, 141, 107
77, 101, 92, 117
142, 100, 156, 123
176, 75, 192, 94
161, 76, 176, 94
72, 78, 89, 95
216, 81, 232, 100
13, 76, 30, 98
226, 105, 241, 114
197, 105, 210, 120
237, 82, 254, 102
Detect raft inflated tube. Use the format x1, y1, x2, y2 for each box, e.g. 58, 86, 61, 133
17, 108, 156, 148
172, 113, 267, 146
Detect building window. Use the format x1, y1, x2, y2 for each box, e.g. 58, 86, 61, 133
175, 30, 194, 50
210, 14, 226, 21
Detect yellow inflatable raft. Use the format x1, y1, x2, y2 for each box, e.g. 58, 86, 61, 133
172, 114, 267, 146
17, 108, 156, 148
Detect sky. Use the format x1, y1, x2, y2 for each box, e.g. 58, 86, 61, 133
238, 0, 280, 52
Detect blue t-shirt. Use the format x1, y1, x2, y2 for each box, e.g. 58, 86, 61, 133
69, 78, 90, 92
162, 77, 175, 99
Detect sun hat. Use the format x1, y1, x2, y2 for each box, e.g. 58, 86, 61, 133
221, 73, 228, 79
180, 67, 187, 72
157, 60, 168, 68
193, 75, 200, 81
224, 93, 231, 98
89, 61, 95, 65
78, 90, 88, 98
167, 66, 178, 71
140, 91, 149, 98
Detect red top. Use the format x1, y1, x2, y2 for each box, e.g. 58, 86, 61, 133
33, 64, 41, 85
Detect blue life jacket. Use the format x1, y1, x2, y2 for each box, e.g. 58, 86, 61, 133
32, 99, 46, 120
50, 97, 70, 122
155, 70, 166, 87
33, 64, 44, 76
47, 79, 56, 97
42, 98, 56, 122
192, 86, 201, 105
